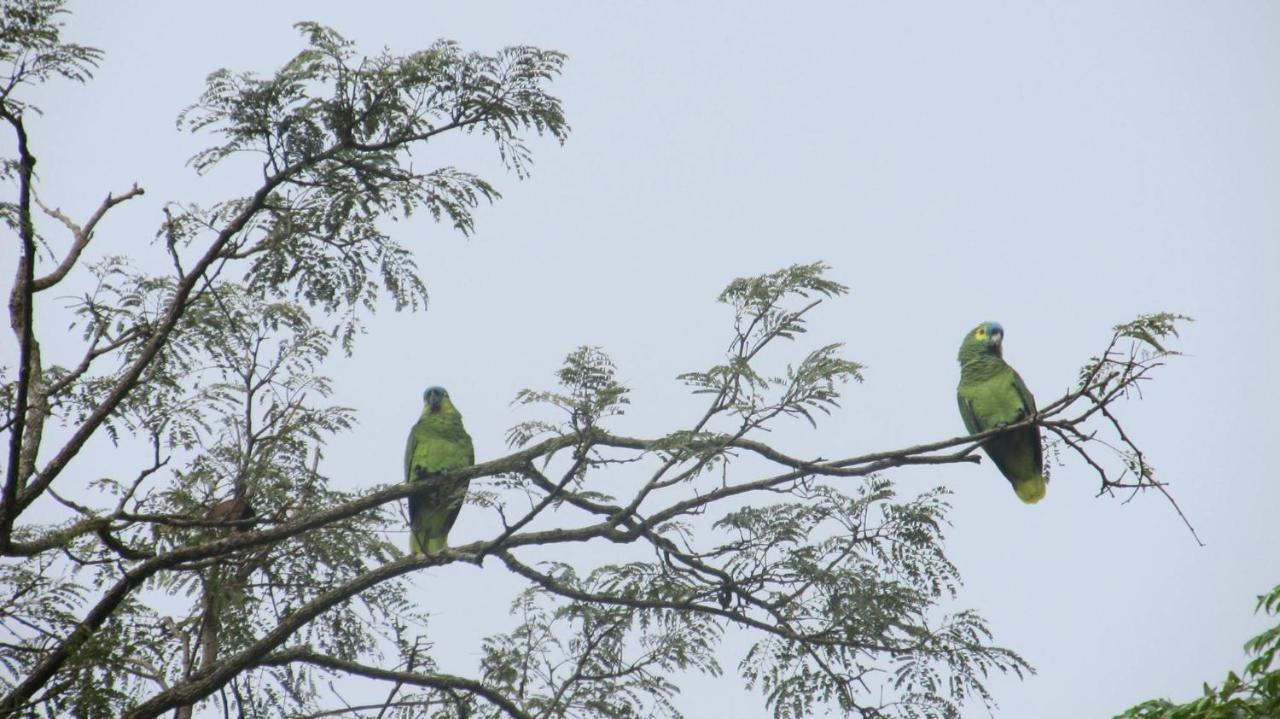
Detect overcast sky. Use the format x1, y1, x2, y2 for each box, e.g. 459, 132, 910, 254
17, 1, 1280, 716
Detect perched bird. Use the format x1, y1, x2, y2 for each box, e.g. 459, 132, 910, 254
956, 321, 1046, 503
405, 386, 475, 554
207, 495, 255, 533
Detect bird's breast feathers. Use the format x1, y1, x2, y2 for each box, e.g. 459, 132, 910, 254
959, 374, 1026, 429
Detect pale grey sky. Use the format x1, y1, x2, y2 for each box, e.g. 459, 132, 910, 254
19, 1, 1280, 716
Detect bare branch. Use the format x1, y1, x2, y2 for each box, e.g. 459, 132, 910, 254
32, 184, 146, 291
260, 649, 534, 719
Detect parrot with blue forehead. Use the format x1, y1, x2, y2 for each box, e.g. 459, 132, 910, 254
956, 321, 1046, 503
405, 386, 474, 554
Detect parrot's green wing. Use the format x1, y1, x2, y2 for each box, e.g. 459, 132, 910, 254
1009, 368, 1037, 420
404, 430, 418, 484
974, 366, 1045, 504
1005, 367, 1044, 480
957, 396, 981, 436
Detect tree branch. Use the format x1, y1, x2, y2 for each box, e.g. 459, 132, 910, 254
5, 138, 364, 544
2, 103, 38, 553
31, 184, 145, 291
260, 648, 534, 719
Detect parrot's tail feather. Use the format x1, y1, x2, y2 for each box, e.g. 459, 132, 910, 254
1014, 475, 1047, 504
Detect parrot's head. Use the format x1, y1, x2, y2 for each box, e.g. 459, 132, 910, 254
423, 386, 450, 414
960, 321, 1004, 361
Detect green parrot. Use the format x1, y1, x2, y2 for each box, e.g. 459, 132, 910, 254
956, 321, 1046, 504
405, 386, 475, 554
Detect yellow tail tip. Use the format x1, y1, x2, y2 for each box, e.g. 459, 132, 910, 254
1014, 475, 1047, 504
